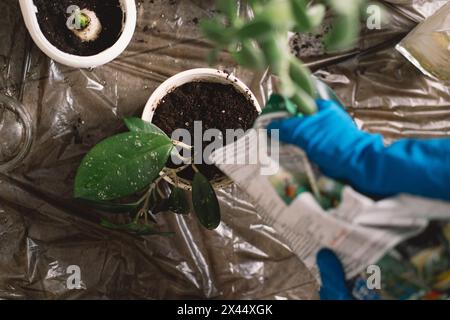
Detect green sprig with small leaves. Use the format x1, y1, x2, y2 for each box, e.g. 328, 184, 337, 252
201, 0, 368, 115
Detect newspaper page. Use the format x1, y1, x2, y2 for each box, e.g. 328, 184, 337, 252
209, 114, 450, 280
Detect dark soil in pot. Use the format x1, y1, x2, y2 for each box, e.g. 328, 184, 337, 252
34, 0, 124, 56
152, 81, 259, 182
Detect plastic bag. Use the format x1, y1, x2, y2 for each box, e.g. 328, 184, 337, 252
396, 2, 450, 82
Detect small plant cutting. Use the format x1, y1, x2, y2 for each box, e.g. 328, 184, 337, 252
33, 1, 125, 56
201, 0, 369, 115
74, 118, 221, 235
66, 5, 102, 42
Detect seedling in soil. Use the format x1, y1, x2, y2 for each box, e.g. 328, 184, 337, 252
66, 5, 102, 42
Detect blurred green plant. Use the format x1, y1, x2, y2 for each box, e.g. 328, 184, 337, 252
201, 0, 369, 115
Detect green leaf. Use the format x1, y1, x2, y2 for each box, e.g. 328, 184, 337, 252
168, 187, 190, 215
306, 4, 326, 29
76, 198, 142, 213
324, 0, 364, 52
292, 1, 325, 32
231, 41, 266, 70
100, 219, 174, 236
258, 36, 286, 74
328, 0, 363, 15
192, 172, 221, 230
258, 0, 293, 30
74, 132, 173, 201
248, 0, 265, 14
76, 13, 90, 29
200, 19, 235, 46
290, 88, 317, 115
216, 0, 238, 22
124, 117, 168, 137
289, 58, 316, 97
290, 0, 311, 32
324, 14, 360, 51
236, 20, 274, 40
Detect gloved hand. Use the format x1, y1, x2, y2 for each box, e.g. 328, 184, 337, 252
316, 249, 353, 300
317, 248, 381, 300
268, 99, 450, 201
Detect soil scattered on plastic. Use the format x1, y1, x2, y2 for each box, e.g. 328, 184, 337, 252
152, 81, 259, 181
33, 0, 123, 56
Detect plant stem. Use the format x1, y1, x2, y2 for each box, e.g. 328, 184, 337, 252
191, 164, 200, 173
173, 140, 193, 150
134, 183, 155, 224
156, 184, 165, 199
163, 164, 191, 176
135, 164, 193, 224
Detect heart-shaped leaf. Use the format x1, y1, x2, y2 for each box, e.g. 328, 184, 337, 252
192, 172, 221, 230
168, 187, 190, 215
75, 132, 173, 201
124, 117, 168, 137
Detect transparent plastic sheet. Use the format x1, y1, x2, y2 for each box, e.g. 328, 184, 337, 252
0, 0, 317, 300
0, 0, 449, 300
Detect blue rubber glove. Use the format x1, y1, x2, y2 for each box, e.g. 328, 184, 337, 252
268, 99, 450, 201
317, 249, 353, 300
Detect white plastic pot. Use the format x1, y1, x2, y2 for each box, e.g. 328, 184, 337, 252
19, 0, 136, 69
142, 68, 262, 191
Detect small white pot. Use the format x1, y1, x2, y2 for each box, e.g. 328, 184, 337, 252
19, 0, 136, 69
142, 68, 262, 191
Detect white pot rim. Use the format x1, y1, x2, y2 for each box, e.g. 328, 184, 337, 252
142, 68, 262, 191
19, 0, 136, 69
